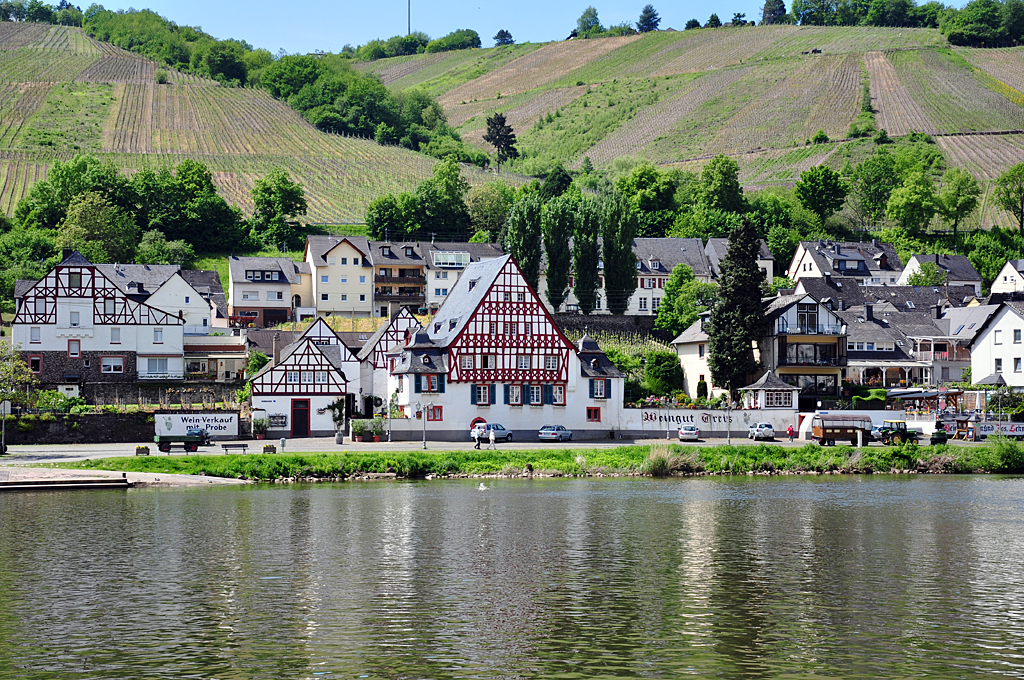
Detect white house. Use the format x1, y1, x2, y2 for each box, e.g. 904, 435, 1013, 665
386, 255, 625, 440
990, 260, 1024, 294
968, 301, 1024, 388
788, 239, 903, 286
420, 241, 504, 312
670, 313, 729, 400
304, 236, 374, 318
897, 253, 982, 296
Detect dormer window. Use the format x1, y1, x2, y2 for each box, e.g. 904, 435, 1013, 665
382, 246, 392, 256
434, 323, 441, 333
449, 319, 457, 331
422, 356, 430, 365
635, 262, 642, 270
405, 247, 414, 257
649, 259, 660, 270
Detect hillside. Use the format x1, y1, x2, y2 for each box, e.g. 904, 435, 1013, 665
0, 23, 503, 222
368, 25, 1024, 228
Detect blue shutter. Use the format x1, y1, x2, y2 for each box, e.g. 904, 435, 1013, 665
605, 379, 611, 399
504, 384, 510, 404
414, 374, 421, 393
543, 384, 553, 404
523, 384, 531, 404
438, 374, 445, 393
471, 384, 477, 405
489, 384, 496, 404
589, 379, 594, 398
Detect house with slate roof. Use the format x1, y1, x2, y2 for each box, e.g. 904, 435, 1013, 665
304, 235, 374, 318
370, 241, 428, 317
227, 256, 313, 327
705, 237, 774, 283
897, 253, 982, 295
387, 254, 624, 440
989, 260, 1024, 294
967, 301, 1024, 389
670, 313, 729, 401
788, 239, 903, 286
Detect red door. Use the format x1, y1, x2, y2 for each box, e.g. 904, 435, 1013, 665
291, 400, 310, 438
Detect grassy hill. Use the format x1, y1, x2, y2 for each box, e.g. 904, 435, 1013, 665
0, 23, 507, 223
365, 24, 1024, 228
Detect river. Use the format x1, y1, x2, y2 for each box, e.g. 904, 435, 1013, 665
1, 476, 1023, 678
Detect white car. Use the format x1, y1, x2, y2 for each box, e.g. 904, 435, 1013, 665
470, 423, 513, 442
678, 424, 700, 441
748, 422, 775, 440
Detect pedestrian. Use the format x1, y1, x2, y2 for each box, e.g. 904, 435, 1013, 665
474, 429, 481, 449
487, 427, 496, 450
787, 424, 795, 442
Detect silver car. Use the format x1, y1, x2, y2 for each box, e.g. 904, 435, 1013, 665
538, 425, 572, 441
678, 424, 700, 441
748, 422, 775, 440
470, 423, 513, 442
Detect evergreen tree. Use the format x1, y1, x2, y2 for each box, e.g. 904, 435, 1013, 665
543, 194, 575, 310
637, 4, 661, 31
493, 29, 514, 45
685, 18, 702, 28
573, 197, 601, 315
505, 192, 543, 292
581, 156, 595, 174
707, 219, 766, 400
762, 0, 788, 23
539, 163, 573, 201
602, 192, 639, 315
707, 13, 722, 27
483, 112, 519, 170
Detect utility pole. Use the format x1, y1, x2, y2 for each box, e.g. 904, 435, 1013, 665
408, 0, 411, 36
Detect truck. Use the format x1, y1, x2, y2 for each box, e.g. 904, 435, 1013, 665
811, 414, 874, 446
153, 427, 211, 453
877, 420, 920, 446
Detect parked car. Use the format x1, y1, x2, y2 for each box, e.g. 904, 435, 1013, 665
538, 425, 572, 441
748, 422, 775, 441
470, 423, 513, 442
869, 424, 884, 442
678, 424, 700, 441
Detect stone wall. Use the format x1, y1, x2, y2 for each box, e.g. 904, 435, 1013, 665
84, 382, 243, 406
3, 410, 249, 445
551, 314, 672, 342
26, 350, 138, 385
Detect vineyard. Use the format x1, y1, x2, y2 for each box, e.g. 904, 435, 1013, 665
958, 47, 1024, 98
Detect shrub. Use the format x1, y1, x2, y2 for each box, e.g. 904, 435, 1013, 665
811, 129, 829, 144
34, 390, 85, 413
39, 413, 57, 423
99, 405, 119, 414
351, 420, 367, 436
697, 380, 709, 399
70, 404, 93, 414
874, 128, 891, 144
154, 69, 168, 84
992, 437, 1024, 472
17, 419, 33, 432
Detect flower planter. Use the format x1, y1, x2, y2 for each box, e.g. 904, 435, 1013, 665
353, 436, 364, 442
262, 445, 276, 454
373, 436, 381, 442
135, 446, 150, 456
255, 434, 265, 440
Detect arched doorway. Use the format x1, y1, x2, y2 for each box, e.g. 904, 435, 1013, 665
292, 294, 302, 308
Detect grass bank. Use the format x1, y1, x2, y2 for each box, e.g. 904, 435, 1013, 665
51, 440, 1024, 481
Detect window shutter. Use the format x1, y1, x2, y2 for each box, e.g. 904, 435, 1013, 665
504, 384, 510, 404
414, 374, 422, 393
543, 385, 553, 404
523, 384, 531, 404
471, 385, 477, 405
605, 379, 612, 399
489, 384, 496, 405
589, 379, 594, 398
438, 374, 445, 393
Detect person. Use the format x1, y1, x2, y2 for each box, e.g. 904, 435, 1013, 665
473, 428, 481, 449
487, 426, 496, 450
787, 424, 795, 442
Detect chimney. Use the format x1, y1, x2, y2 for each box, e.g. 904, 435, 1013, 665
61, 248, 74, 261
839, 299, 846, 311
871, 238, 878, 247
933, 304, 942, 320
865, 304, 873, 321
273, 332, 281, 366
934, 253, 939, 265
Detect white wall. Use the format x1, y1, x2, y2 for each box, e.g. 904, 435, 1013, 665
970, 306, 1024, 387
147, 275, 212, 333
253, 395, 339, 436
990, 262, 1024, 294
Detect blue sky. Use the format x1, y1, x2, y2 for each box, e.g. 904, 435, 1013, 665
100, 0, 767, 53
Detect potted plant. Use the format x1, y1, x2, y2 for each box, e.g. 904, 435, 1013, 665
262, 444, 276, 454
252, 417, 269, 440
135, 446, 150, 456
351, 419, 367, 442
371, 417, 384, 442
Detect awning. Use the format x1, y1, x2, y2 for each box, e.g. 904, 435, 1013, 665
974, 372, 1007, 386
846, 359, 931, 368
184, 353, 247, 359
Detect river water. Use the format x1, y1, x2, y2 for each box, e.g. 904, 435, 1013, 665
2, 476, 1023, 679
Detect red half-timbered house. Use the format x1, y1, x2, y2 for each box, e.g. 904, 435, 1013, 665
388, 255, 623, 440
355, 307, 420, 415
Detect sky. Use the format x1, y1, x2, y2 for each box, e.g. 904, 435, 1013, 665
98, 0, 768, 54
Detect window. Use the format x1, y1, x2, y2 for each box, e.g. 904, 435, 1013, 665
593, 379, 606, 399
764, 390, 793, 407
866, 342, 874, 351
552, 385, 565, 405
848, 341, 855, 351
996, 358, 1003, 373
524, 323, 532, 336
110, 327, 120, 344
153, 327, 163, 343
587, 407, 601, 422
489, 322, 497, 335
272, 291, 284, 301
435, 289, 441, 296
328, 256, 336, 265
379, 268, 391, 277
422, 375, 439, 392
340, 257, 348, 265
427, 405, 443, 421
321, 294, 329, 301
475, 384, 491, 404
481, 355, 496, 369
147, 358, 168, 374
405, 247, 414, 257
449, 319, 457, 331
517, 292, 525, 302
341, 277, 348, 284
203, 318, 208, 327
184, 296, 190, 304
271, 272, 280, 281
242, 291, 259, 301
68, 272, 81, 288
102, 356, 124, 374
518, 355, 531, 370
321, 275, 329, 283
315, 371, 328, 383
1016, 330, 1022, 344
545, 355, 559, 371
30, 327, 40, 343
504, 322, 517, 335
1016, 358, 1022, 373
698, 344, 705, 359
29, 356, 40, 373
504, 292, 511, 302
341, 295, 348, 302
639, 298, 648, 311
104, 299, 115, 314
287, 371, 300, 384
301, 371, 314, 384
68, 340, 81, 358
360, 294, 366, 302
857, 342, 864, 350
995, 330, 1003, 345
652, 298, 660, 310
70, 311, 80, 327
530, 385, 542, 405
360, 276, 366, 284
460, 355, 474, 370
508, 384, 522, 405
34, 298, 45, 314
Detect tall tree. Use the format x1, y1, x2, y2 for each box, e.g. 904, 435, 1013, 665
886, 170, 937, 235
543, 194, 575, 310
707, 13, 722, 27
938, 167, 981, 237
493, 29, 514, 45
505, 192, 543, 292
482, 112, 519, 171
416, 156, 472, 241
573, 197, 602, 315
578, 6, 603, 33
685, 18, 702, 28
762, 0, 789, 23
467, 181, 514, 241
56, 192, 139, 263
602, 192, 639, 315
852, 149, 899, 223
637, 4, 661, 31
655, 263, 719, 338
539, 163, 573, 201
794, 164, 847, 225
249, 168, 308, 250
732, 12, 748, 24
707, 219, 766, 400
995, 162, 1024, 232
697, 154, 745, 213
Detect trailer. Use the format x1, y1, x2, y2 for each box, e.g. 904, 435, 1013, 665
153, 427, 211, 453
811, 414, 874, 446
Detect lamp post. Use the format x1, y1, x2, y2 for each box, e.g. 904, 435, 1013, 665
726, 382, 732, 446
417, 401, 431, 449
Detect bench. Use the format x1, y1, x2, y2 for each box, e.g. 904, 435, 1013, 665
221, 443, 249, 454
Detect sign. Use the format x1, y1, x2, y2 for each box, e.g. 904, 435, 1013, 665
156, 413, 238, 437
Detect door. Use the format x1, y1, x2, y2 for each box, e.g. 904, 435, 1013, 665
292, 400, 310, 438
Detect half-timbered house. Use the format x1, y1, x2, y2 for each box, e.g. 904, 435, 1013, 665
355, 307, 420, 416
249, 317, 354, 437
387, 255, 624, 440
12, 251, 185, 393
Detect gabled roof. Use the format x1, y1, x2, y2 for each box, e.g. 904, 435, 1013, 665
305, 235, 371, 267
633, 238, 711, 278
763, 293, 811, 322
246, 330, 300, 356
740, 371, 795, 391
179, 270, 228, 319
705, 237, 773, 278
355, 307, 420, 361
671, 317, 709, 345
250, 337, 350, 381
59, 250, 91, 266
798, 240, 903, 274
390, 343, 448, 375
795, 277, 978, 310
423, 254, 511, 348
13, 279, 35, 299
906, 253, 981, 282
370, 241, 424, 266
95, 263, 179, 296
297, 317, 358, 362
228, 256, 306, 284
967, 301, 1024, 350
939, 304, 998, 342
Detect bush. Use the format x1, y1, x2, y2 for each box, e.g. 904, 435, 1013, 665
874, 128, 891, 144
99, 405, 120, 414
16, 419, 33, 432
70, 404, 93, 414
811, 129, 829, 144
351, 420, 367, 436
154, 69, 169, 84
39, 413, 57, 423
696, 380, 709, 399
34, 389, 85, 413
992, 437, 1024, 472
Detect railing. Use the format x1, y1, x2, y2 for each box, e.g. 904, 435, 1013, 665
777, 322, 844, 335
913, 351, 970, 362
182, 325, 210, 335
374, 292, 425, 302
778, 357, 847, 367
375, 275, 425, 285
138, 372, 185, 381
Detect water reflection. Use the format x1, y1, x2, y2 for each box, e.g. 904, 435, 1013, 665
1, 476, 1023, 678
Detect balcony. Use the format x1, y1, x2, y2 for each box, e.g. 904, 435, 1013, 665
139, 371, 185, 381
374, 292, 425, 304
375, 274, 425, 285
914, 350, 970, 362
778, 357, 847, 367
777, 322, 844, 335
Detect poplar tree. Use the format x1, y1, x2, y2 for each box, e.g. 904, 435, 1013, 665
602, 192, 638, 316
542, 194, 575, 311
505, 192, 543, 292
573, 196, 601, 315
707, 219, 766, 400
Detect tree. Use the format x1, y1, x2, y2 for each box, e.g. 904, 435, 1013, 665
56, 192, 139, 263
483, 112, 519, 170
602, 193, 639, 315
573, 196, 602, 314
539, 163, 573, 201
938, 167, 981, 237
135, 230, 195, 267
732, 12, 748, 24
794, 165, 847, 225
467, 181, 514, 241
707, 219, 766, 400
697, 154, 745, 213
852, 149, 900, 224
505, 192, 543, 292
645, 351, 684, 395
995, 163, 1024, 233
543, 194, 575, 310
655, 263, 719, 338
0, 342, 36, 428
886, 171, 937, 235
578, 6, 603, 34
907, 260, 947, 286
762, 0, 789, 23
204, 41, 247, 83
638, 4, 661, 31
494, 29, 514, 45
685, 18, 702, 28
707, 13, 722, 27
249, 168, 307, 249
416, 156, 472, 241
792, 0, 837, 24
581, 156, 595, 174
